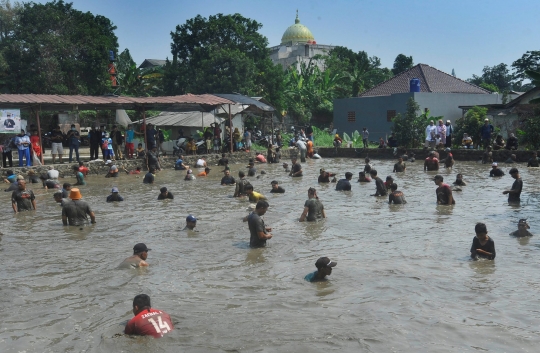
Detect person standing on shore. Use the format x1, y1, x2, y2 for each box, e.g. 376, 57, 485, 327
437, 119, 447, 146
89, 126, 101, 160
362, 127, 369, 148
503, 168, 522, 204
445, 120, 453, 148
15, 129, 31, 167
66, 124, 80, 163
50, 125, 64, 164
110, 125, 124, 160
480, 119, 494, 150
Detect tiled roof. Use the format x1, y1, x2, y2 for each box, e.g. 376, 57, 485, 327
359, 64, 491, 97
138, 59, 167, 69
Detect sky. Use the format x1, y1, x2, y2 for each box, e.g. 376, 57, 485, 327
35, 0, 540, 80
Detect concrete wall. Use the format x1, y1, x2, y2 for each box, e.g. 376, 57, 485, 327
333, 92, 503, 143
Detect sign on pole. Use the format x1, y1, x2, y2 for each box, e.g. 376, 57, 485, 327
0, 109, 21, 134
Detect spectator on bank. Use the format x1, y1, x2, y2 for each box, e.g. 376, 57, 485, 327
505, 133, 518, 150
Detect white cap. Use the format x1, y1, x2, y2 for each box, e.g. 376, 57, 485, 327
106, 160, 112, 164
492, 162, 498, 167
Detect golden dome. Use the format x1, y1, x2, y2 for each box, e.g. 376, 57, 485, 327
280, 11, 315, 45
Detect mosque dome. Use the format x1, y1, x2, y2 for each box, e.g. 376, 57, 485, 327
280, 11, 315, 45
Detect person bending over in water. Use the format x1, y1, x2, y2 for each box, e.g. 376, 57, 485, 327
245, 184, 267, 202
318, 168, 335, 183
124, 294, 173, 338
369, 169, 387, 196
304, 257, 337, 282
358, 171, 371, 182
388, 183, 406, 204
299, 187, 326, 222
470, 223, 496, 260
120, 243, 150, 268
434, 175, 455, 205
510, 219, 534, 238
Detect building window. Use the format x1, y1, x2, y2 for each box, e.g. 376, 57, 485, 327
387, 110, 396, 122
305, 45, 309, 57
347, 111, 356, 123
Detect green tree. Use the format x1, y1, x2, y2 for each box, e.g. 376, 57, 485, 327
391, 97, 433, 148
512, 51, 540, 89
116, 48, 164, 96
468, 63, 513, 92
392, 54, 413, 76
479, 82, 499, 93
164, 13, 284, 110
453, 106, 487, 147
0, 0, 118, 95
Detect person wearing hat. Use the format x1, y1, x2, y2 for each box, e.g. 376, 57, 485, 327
434, 175, 455, 205
72, 165, 86, 185
304, 257, 337, 282
248, 200, 272, 248
143, 167, 156, 184
461, 133, 473, 149
270, 180, 285, 193
480, 118, 494, 150
62, 188, 96, 225
104, 160, 119, 178
489, 163, 505, 177
184, 215, 197, 231
503, 168, 522, 204
335, 172, 353, 191
106, 187, 124, 202
445, 120, 453, 148
119, 243, 151, 268
393, 156, 406, 173
470, 223, 496, 260
527, 151, 540, 167
221, 170, 236, 186
124, 294, 173, 337
11, 179, 36, 212
157, 187, 174, 200
197, 167, 211, 177
424, 151, 439, 171
510, 219, 534, 238
184, 169, 195, 181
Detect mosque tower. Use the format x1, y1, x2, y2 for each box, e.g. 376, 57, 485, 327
268, 10, 335, 71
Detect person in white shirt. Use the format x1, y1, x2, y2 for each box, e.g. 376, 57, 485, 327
47, 166, 60, 179
295, 138, 307, 162
361, 127, 369, 148
424, 121, 436, 149
195, 157, 207, 168
15, 130, 31, 167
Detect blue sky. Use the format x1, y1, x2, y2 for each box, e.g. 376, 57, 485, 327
37, 0, 540, 80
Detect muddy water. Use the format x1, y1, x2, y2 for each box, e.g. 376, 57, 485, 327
1, 158, 540, 352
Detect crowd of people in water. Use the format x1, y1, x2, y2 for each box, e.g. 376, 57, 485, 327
2, 123, 536, 338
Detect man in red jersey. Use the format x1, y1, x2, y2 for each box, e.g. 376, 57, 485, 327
125, 294, 174, 338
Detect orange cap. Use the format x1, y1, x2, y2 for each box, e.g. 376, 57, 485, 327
69, 188, 82, 200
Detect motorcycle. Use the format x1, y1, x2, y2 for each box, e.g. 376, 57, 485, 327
172, 137, 187, 156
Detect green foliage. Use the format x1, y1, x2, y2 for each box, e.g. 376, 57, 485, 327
0, 0, 118, 94
116, 48, 164, 96
391, 97, 433, 148
479, 82, 499, 92
164, 13, 284, 111
526, 70, 540, 104
324, 46, 392, 96
517, 107, 540, 149
312, 126, 334, 147
467, 63, 513, 92
512, 51, 540, 89
453, 106, 488, 147
392, 54, 413, 76
283, 59, 345, 124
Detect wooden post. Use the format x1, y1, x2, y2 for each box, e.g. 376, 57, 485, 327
142, 106, 149, 170
228, 104, 233, 153
36, 107, 44, 165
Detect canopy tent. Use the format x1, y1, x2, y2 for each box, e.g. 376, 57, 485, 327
135, 111, 223, 127
0, 93, 235, 164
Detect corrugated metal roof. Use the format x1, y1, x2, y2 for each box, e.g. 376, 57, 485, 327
213, 93, 275, 112
359, 64, 491, 97
135, 111, 224, 127
0, 93, 235, 111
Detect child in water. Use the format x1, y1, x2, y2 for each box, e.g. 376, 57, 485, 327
470, 223, 496, 260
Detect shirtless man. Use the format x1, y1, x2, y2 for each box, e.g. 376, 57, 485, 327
119, 243, 150, 268
424, 151, 439, 171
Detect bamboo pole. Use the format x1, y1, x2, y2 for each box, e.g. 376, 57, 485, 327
36, 107, 44, 165
229, 104, 233, 153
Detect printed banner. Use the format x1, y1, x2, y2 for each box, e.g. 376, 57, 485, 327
0, 109, 21, 134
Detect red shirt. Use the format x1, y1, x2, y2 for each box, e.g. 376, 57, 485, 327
78, 166, 89, 176
125, 308, 174, 338
129, 170, 141, 174
255, 154, 266, 163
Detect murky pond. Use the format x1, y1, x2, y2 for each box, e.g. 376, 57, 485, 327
1, 157, 540, 352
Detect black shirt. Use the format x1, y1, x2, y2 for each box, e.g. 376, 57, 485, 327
248, 212, 267, 248
436, 184, 455, 205
527, 157, 539, 167
304, 198, 324, 221
248, 167, 256, 177
318, 174, 330, 183
11, 189, 35, 211
270, 186, 285, 193
489, 168, 505, 177
509, 178, 523, 203
291, 163, 302, 177
157, 192, 174, 200
218, 158, 229, 166
221, 175, 236, 185
50, 130, 64, 143
143, 172, 154, 184
389, 191, 407, 204
393, 162, 405, 172
374, 177, 387, 196
470, 236, 496, 260
335, 179, 352, 191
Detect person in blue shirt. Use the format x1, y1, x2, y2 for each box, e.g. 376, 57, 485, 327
479, 118, 494, 150
304, 257, 337, 282
107, 187, 124, 202
174, 154, 188, 170
335, 172, 352, 191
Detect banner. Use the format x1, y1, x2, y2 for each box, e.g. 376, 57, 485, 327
0, 109, 21, 134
